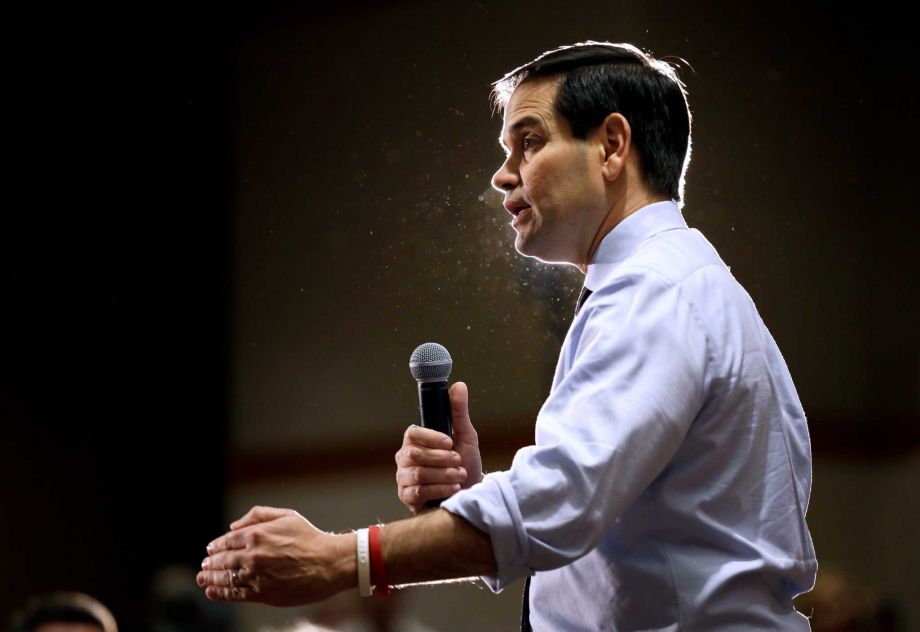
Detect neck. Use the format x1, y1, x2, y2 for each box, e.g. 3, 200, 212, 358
576, 191, 669, 275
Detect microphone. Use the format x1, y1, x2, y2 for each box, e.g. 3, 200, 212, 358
409, 342, 453, 508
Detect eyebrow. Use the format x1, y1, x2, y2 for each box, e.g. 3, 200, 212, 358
498, 115, 545, 151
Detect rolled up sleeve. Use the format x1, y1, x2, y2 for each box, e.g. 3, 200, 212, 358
442, 268, 712, 592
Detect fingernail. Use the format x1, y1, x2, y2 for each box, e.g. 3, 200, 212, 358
197, 573, 206, 587
206, 543, 214, 553
201, 558, 209, 569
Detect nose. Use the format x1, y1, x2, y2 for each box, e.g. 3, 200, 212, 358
491, 156, 519, 193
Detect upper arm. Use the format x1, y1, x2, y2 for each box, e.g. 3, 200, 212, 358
439, 269, 713, 584
509, 270, 711, 561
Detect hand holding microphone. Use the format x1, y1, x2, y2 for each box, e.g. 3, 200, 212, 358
395, 343, 484, 513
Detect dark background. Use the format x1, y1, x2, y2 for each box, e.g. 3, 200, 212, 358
3, 1, 917, 629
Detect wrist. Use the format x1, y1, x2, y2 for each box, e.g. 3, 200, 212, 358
328, 532, 358, 593
368, 524, 391, 595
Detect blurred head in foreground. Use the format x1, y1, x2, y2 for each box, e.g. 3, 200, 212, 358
9, 592, 117, 632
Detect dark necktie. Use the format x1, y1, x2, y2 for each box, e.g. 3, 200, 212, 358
575, 285, 593, 316
521, 575, 533, 631
521, 284, 594, 631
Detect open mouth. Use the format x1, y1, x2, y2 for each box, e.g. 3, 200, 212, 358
511, 206, 532, 226
506, 203, 531, 218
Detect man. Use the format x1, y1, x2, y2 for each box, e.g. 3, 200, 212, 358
197, 42, 817, 630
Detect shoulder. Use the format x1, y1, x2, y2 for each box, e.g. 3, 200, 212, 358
586, 228, 771, 372
579, 227, 755, 360
628, 227, 727, 284
589, 228, 735, 306
575, 232, 717, 357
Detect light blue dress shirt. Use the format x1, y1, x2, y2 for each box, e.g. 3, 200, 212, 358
442, 201, 817, 630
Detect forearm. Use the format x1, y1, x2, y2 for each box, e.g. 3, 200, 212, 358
329, 508, 496, 592
383, 508, 497, 585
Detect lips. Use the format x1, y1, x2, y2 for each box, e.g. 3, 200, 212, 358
503, 199, 531, 217
511, 206, 532, 228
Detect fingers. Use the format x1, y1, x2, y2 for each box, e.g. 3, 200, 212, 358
230, 505, 294, 530
200, 550, 246, 573
204, 584, 258, 602
395, 443, 462, 468
207, 529, 249, 555
403, 425, 453, 449
399, 483, 463, 513
396, 464, 466, 486
449, 382, 478, 441
396, 423, 470, 513
197, 555, 262, 593
449, 381, 469, 417
396, 465, 467, 488
197, 567, 243, 589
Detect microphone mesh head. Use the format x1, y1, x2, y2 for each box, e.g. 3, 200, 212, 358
409, 342, 453, 382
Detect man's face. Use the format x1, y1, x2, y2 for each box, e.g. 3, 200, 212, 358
492, 77, 608, 265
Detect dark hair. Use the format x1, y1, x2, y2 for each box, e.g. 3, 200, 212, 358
492, 41, 692, 204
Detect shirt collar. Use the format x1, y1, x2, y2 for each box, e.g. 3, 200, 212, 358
584, 200, 687, 291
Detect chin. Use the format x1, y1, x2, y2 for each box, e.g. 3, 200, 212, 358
515, 238, 568, 265
514, 235, 538, 258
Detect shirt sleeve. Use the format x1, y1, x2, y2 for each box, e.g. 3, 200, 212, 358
441, 267, 711, 591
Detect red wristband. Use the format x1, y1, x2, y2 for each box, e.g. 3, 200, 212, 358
368, 524, 391, 595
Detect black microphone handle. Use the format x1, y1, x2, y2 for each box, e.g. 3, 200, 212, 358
417, 380, 453, 508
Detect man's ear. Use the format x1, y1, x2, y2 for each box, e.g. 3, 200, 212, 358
599, 113, 631, 182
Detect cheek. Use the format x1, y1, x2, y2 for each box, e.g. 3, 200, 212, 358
524, 163, 557, 210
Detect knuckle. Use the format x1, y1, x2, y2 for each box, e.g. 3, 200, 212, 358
400, 487, 416, 506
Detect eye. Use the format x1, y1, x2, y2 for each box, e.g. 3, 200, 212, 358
522, 136, 539, 151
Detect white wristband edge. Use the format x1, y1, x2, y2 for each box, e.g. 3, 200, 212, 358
356, 528, 371, 597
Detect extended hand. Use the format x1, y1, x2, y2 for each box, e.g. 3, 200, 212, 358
395, 381, 484, 513
196, 506, 354, 606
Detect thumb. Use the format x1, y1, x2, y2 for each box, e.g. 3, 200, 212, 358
449, 381, 477, 440
230, 505, 293, 530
